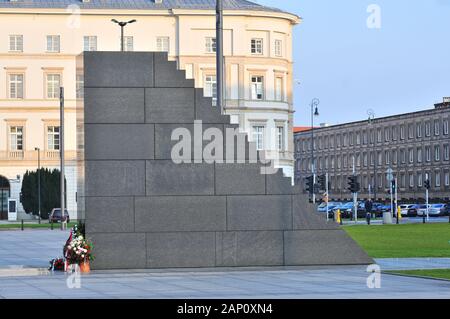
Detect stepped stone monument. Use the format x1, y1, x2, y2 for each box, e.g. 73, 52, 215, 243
77, 52, 372, 269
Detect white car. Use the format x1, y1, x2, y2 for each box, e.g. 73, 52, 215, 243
399, 204, 415, 216
416, 204, 433, 217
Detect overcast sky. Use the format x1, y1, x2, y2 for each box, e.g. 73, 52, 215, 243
254, 0, 450, 126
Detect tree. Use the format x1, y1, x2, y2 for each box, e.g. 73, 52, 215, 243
21, 169, 66, 219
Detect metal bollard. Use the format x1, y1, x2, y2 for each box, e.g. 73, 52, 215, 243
51, 220, 54, 230
21, 219, 24, 231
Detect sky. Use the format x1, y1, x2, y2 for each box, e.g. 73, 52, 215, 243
254, 0, 450, 126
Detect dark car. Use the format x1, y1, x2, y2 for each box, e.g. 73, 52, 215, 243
407, 204, 424, 217
49, 208, 70, 223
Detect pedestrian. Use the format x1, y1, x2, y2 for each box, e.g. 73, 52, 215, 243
365, 199, 373, 225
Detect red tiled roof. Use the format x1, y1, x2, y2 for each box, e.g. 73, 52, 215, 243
293, 126, 312, 133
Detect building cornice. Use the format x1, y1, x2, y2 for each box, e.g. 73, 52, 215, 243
0, 8, 301, 24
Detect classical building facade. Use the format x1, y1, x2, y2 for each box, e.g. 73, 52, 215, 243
0, 0, 300, 220
294, 99, 450, 202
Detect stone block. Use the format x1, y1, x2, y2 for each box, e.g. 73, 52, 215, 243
215, 164, 265, 195
89, 233, 146, 269
145, 88, 195, 123
284, 230, 373, 265
154, 52, 195, 88
266, 170, 296, 195
85, 197, 134, 233
135, 196, 226, 232
146, 232, 216, 268
154, 123, 222, 160
215, 231, 284, 267
84, 52, 154, 87
84, 88, 145, 124
195, 89, 231, 123
84, 124, 154, 160
227, 195, 292, 230
85, 160, 145, 196
145, 160, 214, 195
292, 194, 340, 230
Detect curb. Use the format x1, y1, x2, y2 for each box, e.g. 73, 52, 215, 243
0, 268, 50, 277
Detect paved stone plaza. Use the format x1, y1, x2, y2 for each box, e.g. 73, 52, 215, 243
0, 230, 449, 299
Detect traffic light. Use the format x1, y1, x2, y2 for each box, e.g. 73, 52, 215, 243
347, 175, 360, 193
391, 180, 396, 193
304, 175, 314, 195
424, 179, 430, 190
317, 174, 326, 191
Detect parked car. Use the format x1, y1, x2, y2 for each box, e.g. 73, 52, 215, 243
407, 204, 422, 217
399, 204, 415, 216
317, 202, 341, 213
428, 204, 450, 216
49, 208, 70, 223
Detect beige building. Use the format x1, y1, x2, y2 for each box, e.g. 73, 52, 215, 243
0, 0, 300, 220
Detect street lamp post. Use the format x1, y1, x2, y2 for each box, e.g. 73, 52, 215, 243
310, 98, 320, 203
111, 19, 137, 51
216, 0, 224, 114
34, 147, 41, 224
367, 109, 377, 201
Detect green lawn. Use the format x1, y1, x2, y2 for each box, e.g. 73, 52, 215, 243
343, 223, 450, 258
0, 222, 76, 230
387, 269, 450, 280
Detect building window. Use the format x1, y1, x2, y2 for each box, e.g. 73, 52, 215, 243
9, 74, 24, 99
409, 174, 414, 188
445, 172, 450, 186
47, 126, 60, 151
418, 173, 423, 187
252, 126, 264, 150
393, 150, 398, 165
10, 126, 23, 151
76, 74, 84, 99
435, 145, 440, 161
400, 125, 405, 140
400, 149, 406, 164
83, 36, 97, 51
434, 120, 440, 136
417, 148, 422, 163
274, 39, 282, 57
46, 35, 60, 53
46, 74, 61, 99
156, 37, 169, 52
392, 127, 397, 140
251, 38, 263, 54
435, 172, 441, 187
425, 146, 431, 162
444, 145, 449, 161
409, 149, 414, 163
408, 124, 414, 139
377, 151, 382, 166
277, 126, 284, 151
275, 77, 283, 101
425, 122, 431, 136
204, 75, 217, 105
385, 150, 390, 165
356, 132, 361, 145
400, 173, 406, 188
205, 37, 216, 53
124, 36, 134, 51
250, 76, 264, 100
444, 120, 449, 135
9, 35, 23, 52
384, 128, 390, 141
416, 123, 422, 138
377, 129, 382, 142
